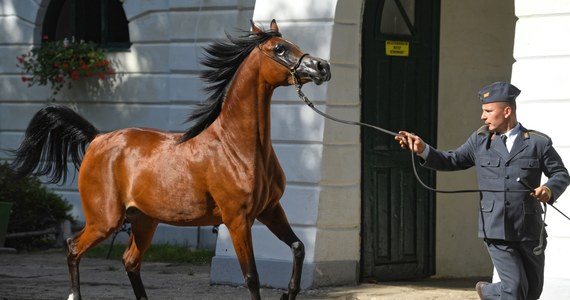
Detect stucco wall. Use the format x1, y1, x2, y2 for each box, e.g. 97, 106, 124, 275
436, 0, 516, 277
510, 1, 570, 297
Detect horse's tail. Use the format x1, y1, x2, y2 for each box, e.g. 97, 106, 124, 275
10, 105, 99, 184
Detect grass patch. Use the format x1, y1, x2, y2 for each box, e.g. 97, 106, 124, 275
85, 243, 214, 265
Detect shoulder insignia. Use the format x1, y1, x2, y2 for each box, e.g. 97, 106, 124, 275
477, 125, 489, 135
528, 130, 550, 140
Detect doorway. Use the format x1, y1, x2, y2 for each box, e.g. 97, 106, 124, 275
360, 0, 440, 281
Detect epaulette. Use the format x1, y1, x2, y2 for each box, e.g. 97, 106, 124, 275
527, 130, 550, 141
477, 125, 490, 135
476, 125, 494, 149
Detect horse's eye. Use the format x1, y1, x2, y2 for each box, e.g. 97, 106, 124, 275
274, 44, 286, 56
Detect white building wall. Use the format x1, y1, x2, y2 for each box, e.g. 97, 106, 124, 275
508, 1, 570, 298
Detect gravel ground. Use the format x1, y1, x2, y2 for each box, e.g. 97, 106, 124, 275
0, 248, 481, 300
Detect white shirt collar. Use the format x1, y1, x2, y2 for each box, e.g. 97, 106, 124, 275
504, 123, 520, 138
502, 123, 520, 152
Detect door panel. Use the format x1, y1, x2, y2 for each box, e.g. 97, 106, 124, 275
361, 0, 439, 281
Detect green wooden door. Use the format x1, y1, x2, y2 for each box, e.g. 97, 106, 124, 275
361, 0, 439, 281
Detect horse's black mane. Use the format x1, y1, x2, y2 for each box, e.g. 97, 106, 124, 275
178, 29, 282, 143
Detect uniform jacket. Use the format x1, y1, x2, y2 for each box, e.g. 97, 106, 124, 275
422, 123, 570, 241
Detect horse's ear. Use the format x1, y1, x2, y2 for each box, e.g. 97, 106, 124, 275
270, 19, 279, 33
251, 20, 262, 34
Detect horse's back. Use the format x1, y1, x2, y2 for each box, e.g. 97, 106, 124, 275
78, 128, 223, 225
78, 128, 177, 205
80, 127, 181, 185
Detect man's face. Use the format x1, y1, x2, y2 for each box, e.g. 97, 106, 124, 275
481, 102, 509, 133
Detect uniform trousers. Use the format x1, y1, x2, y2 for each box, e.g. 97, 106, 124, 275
480, 238, 546, 300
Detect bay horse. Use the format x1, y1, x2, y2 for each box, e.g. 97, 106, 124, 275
10, 20, 331, 300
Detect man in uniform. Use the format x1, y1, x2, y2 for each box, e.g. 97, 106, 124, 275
396, 82, 570, 299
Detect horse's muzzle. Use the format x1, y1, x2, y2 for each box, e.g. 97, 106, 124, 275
296, 56, 331, 85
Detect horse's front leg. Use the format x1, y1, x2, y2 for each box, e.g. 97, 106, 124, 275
258, 204, 305, 300
226, 217, 261, 300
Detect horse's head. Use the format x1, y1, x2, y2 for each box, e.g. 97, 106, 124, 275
179, 20, 332, 142
253, 20, 331, 87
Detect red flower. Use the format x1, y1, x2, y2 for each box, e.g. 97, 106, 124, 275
16, 40, 115, 96
71, 70, 80, 81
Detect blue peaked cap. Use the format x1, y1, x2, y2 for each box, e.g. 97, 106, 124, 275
478, 82, 521, 103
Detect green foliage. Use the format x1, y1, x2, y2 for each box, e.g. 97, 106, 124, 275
0, 162, 75, 250
86, 243, 214, 265
16, 36, 116, 97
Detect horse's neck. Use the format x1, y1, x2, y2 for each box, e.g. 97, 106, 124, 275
217, 57, 275, 150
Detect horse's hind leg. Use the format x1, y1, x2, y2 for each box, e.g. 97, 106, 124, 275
66, 222, 123, 300
258, 204, 305, 300
122, 209, 158, 300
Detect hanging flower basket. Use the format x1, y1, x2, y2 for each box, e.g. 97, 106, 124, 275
17, 36, 116, 97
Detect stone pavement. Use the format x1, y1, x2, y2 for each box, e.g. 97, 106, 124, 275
0, 249, 567, 299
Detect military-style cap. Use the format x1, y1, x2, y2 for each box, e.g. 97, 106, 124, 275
478, 82, 521, 103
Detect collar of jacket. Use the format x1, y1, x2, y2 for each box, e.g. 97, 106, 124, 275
477, 124, 530, 140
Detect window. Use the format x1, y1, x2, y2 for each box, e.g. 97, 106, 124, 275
380, 0, 415, 36
42, 0, 131, 50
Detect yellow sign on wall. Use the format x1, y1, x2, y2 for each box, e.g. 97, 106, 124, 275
386, 40, 409, 57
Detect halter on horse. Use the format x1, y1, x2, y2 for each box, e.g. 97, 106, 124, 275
10, 20, 330, 300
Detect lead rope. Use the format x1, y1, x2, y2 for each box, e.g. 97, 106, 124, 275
292, 74, 400, 137
291, 73, 530, 194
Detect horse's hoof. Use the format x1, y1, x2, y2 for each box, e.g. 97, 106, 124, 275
280, 293, 289, 300
67, 293, 80, 300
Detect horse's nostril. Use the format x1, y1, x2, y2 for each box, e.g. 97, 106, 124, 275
318, 61, 330, 77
